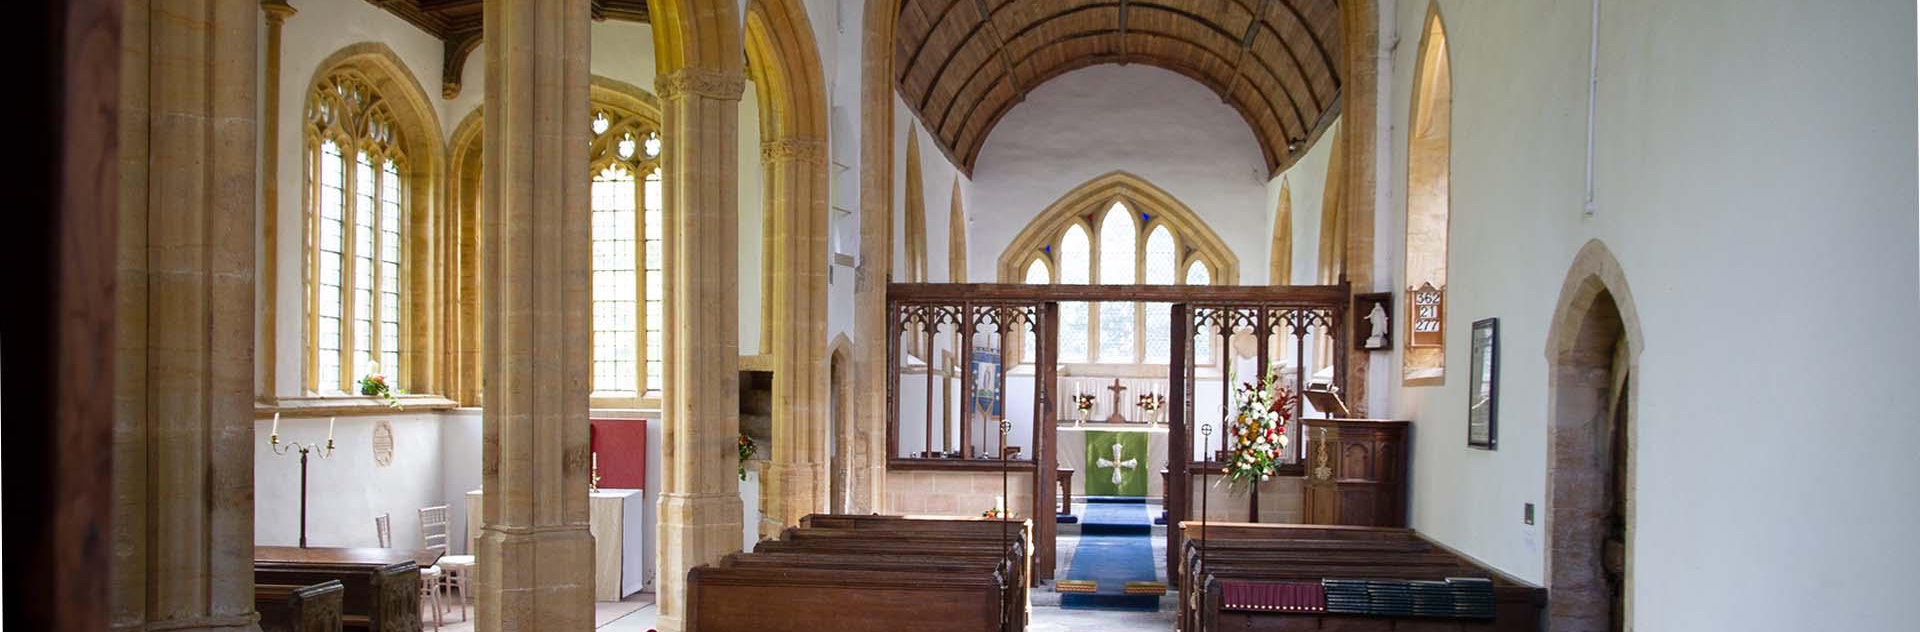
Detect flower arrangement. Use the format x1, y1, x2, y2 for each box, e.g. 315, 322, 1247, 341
737, 433, 758, 481
357, 362, 403, 409
1070, 393, 1097, 426
1223, 373, 1293, 486
980, 507, 1002, 519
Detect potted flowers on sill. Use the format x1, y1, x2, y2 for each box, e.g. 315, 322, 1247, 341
357, 361, 404, 410
737, 433, 758, 481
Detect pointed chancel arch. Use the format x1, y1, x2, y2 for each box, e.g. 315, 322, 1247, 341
299, 43, 446, 397
1404, 3, 1453, 386
744, 0, 834, 541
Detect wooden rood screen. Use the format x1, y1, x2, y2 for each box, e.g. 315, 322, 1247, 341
886, 282, 1350, 583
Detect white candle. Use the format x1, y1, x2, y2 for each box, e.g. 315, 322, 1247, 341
994, 495, 1005, 515
327, 416, 336, 442
270, 412, 280, 437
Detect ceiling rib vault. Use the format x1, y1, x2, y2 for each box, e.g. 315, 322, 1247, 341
895, 0, 1342, 175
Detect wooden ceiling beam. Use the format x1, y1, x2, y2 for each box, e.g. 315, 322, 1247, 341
1274, 0, 1339, 91
972, 0, 1025, 98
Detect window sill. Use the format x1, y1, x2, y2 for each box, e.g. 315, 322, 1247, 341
888, 458, 1038, 472
257, 394, 460, 418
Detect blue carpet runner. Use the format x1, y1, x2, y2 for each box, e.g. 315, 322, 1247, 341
1060, 498, 1161, 611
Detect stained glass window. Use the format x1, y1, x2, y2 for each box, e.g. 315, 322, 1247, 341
1188, 261, 1213, 363
1022, 259, 1049, 363
1096, 205, 1136, 362
1059, 225, 1090, 363
1143, 227, 1176, 361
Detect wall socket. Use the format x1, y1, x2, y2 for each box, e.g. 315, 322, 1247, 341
1523, 503, 1536, 525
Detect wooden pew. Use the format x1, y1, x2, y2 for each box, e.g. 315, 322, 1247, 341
1176, 523, 1546, 632
686, 515, 1031, 631
687, 565, 1008, 632
258, 580, 346, 632
255, 546, 433, 631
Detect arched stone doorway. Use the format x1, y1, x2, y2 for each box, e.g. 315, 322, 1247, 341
827, 336, 854, 513
1546, 240, 1644, 632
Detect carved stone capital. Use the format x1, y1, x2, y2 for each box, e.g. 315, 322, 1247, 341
761, 138, 827, 163
655, 67, 746, 102
262, 0, 297, 25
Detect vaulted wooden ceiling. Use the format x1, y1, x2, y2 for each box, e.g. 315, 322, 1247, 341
895, 0, 1342, 175
365, 0, 651, 99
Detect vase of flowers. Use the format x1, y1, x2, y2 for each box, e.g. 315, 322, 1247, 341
1071, 393, 1096, 427
1223, 373, 1291, 486
357, 362, 403, 409
737, 433, 758, 481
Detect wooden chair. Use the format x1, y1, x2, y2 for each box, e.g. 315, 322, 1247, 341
419, 505, 472, 622
377, 512, 443, 630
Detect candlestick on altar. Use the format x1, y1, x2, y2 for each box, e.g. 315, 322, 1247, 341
269, 421, 338, 548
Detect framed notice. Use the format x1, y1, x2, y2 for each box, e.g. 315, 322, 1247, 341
1408, 283, 1445, 348
1467, 318, 1499, 449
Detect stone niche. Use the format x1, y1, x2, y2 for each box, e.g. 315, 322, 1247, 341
739, 370, 774, 449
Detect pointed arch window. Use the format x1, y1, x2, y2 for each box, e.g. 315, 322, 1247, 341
1404, 5, 1452, 385
306, 72, 408, 394
1058, 225, 1092, 363
588, 105, 666, 402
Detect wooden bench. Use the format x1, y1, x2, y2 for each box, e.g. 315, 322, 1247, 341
686, 515, 1031, 631
257, 580, 346, 632
1176, 523, 1545, 632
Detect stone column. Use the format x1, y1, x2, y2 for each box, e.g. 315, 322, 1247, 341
652, 65, 747, 632
112, 1, 260, 630
852, 0, 899, 514
761, 137, 831, 533
258, 0, 293, 402
1340, 0, 1380, 415
475, 0, 595, 630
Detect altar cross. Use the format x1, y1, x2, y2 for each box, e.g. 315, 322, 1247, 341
1094, 441, 1139, 485
1106, 379, 1129, 423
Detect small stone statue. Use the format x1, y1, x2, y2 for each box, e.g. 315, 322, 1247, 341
1365, 302, 1389, 349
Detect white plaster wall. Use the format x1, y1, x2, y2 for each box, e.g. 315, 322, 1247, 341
255, 414, 445, 549
824, 0, 863, 345
1270, 118, 1343, 285
968, 65, 1270, 284
1382, 2, 1919, 630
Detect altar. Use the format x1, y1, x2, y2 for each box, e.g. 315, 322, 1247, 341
1057, 424, 1170, 499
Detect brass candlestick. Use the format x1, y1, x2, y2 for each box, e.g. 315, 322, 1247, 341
268, 414, 337, 548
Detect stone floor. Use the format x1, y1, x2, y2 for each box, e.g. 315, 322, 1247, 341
421, 593, 656, 631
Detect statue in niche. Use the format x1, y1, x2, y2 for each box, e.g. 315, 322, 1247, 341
1365, 303, 1390, 349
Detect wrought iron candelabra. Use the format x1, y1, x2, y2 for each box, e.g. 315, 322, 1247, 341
268, 413, 337, 548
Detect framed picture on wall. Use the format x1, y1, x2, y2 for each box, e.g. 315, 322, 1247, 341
1468, 318, 1499, 449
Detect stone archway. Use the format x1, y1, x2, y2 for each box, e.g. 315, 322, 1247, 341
827, 335, 855, 513
744, 0, 833, 537
1545, 240, 1644, 632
